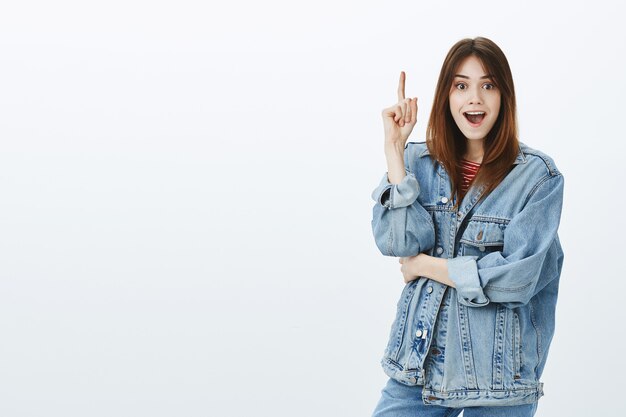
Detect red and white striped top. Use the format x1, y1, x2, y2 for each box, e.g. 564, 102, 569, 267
460, 158, 481, 193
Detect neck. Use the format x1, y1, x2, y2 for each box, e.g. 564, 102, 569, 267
464, 139, 484, 163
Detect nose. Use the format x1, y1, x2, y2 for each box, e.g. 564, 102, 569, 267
468, 86, 483, 105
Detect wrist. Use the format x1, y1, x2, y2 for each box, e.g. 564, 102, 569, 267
416, 253, 430, 276
384, 141, 405, 157
419, 254, 455, 288
384, 144, 406, 184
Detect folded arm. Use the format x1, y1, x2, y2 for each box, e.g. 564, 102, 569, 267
444, 174, 565, 308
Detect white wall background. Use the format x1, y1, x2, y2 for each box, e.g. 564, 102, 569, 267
0, 1, 623, 416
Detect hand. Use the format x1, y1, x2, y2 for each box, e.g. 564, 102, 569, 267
399, 254, 425, 284
381, 71, 418, 147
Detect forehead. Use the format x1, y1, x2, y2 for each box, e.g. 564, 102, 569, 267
454, 55, 491, 78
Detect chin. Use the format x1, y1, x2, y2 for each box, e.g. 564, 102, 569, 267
461, 132, 488, 141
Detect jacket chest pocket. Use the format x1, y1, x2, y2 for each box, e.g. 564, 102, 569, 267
459, 220, 506, 259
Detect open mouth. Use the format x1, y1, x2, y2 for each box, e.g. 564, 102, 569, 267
463, 111, 486, 126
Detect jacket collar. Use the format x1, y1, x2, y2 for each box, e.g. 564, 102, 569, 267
418, 143, 527, 165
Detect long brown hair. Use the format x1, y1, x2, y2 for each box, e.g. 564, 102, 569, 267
426, 37, 519, 209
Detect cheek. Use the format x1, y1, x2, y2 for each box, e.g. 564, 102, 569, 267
449, 96, 463, 119
492, 95, 502, 117
449, 92, 460, 109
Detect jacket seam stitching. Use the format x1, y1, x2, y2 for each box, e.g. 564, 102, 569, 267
521, 150, 561, 176
524, 174, 560, 206
529, 299, 542, 378
387, 223, 395, 257
484, 280, 535, 293
469, 215, 510, 224
425, 386, 541, 394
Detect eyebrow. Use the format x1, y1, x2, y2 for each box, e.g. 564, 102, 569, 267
454, 74, 494, 79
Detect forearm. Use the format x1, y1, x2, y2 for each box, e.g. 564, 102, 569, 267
418, 254, 456, 288
384, 143, 406, 184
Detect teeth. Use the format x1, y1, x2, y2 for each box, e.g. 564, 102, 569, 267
465, 111, 485, 115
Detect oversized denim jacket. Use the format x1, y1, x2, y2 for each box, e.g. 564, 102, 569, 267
370, 141, 564, 408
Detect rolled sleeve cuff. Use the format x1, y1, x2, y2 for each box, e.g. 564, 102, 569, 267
371, 172, 420, 209
447, 256, 490, 307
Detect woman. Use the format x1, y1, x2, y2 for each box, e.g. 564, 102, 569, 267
370, 37, 564, 417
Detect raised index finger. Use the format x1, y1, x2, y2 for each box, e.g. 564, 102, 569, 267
397, 71, 406, 101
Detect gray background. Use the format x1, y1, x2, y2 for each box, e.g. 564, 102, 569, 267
0, 1, 623, 416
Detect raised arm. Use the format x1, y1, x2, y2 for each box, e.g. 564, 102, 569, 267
371, 72, 435, 257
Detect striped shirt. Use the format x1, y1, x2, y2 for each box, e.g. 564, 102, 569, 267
460, 158, 481, 193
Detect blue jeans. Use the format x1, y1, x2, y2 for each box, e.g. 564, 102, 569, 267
372, 378, 538, 417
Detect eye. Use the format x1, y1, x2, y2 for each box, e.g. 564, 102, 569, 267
483, 83, 496, 90
454, 82, 467, 90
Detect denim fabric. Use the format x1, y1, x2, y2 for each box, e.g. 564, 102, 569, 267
372, 377, 538, 417
370, 141, 564, 408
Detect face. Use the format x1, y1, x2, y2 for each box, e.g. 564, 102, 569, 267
449, 55, 501, 143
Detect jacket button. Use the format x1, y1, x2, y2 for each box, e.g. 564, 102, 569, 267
441, 196, 448, 204
409, 377, 417, 384
415, 329, 423, 338
479, 245, 486, 252
426, 286, 433, 294
436, 247, 444, 254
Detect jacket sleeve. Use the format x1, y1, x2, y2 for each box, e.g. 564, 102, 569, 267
447, 173, 565, 308
370, 145, 436, 257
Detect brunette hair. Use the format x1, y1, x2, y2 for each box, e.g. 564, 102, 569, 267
426, 37, 519, 209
